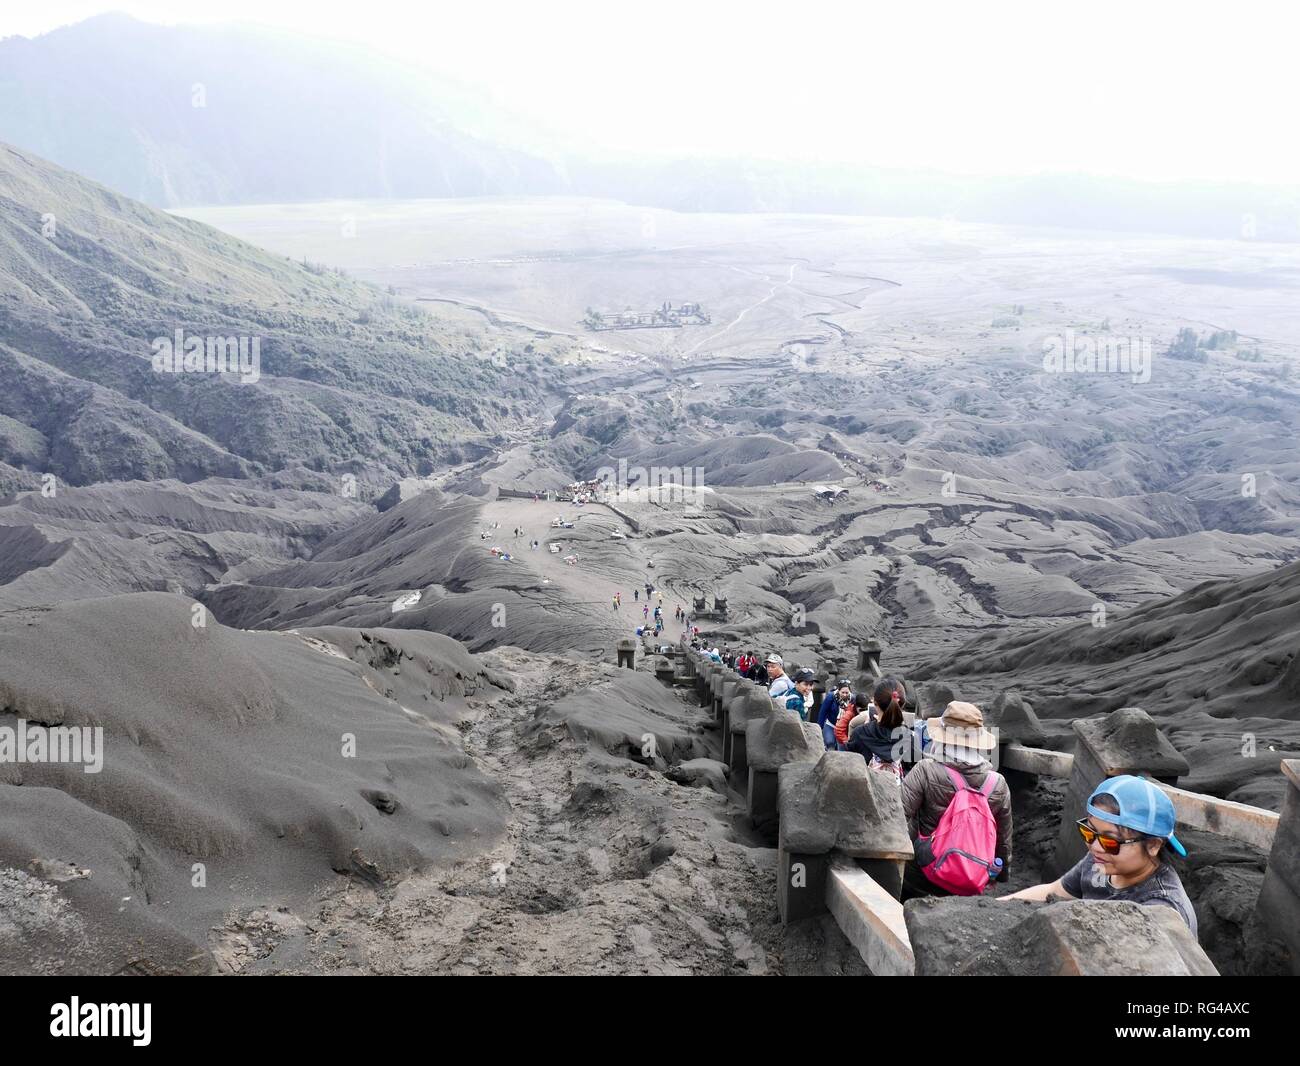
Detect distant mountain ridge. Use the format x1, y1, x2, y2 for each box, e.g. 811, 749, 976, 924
0, 13, 568, 207
3, 14, 1298, 241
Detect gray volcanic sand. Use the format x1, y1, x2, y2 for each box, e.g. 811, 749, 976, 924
926, 560, 1300, 808
4, 190, 1299, 974
0, 475, 370, 611
0, 593, 505, 973
233, 648, 867, 976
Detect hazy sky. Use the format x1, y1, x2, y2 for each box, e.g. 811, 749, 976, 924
6, 1, 1299, 185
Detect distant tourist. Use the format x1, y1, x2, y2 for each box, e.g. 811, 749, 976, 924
844, 678, 907, 778
1001, 776, 1196, 935
783, 669, 816, 720
901, 702, 1012, 898
817, 679, 854, 750
765, 655, 795, 701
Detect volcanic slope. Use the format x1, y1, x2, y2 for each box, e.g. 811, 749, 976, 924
198, 328, 1300, 677
919, 558, 1300, 811
0, 140, 565, 495
0, 593, 508, 974
0, 592, 866, 976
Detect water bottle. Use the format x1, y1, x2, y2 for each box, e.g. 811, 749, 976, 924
989, 858, 1004, 884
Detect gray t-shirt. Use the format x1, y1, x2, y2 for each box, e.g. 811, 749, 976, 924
1060, 854, 1198, 937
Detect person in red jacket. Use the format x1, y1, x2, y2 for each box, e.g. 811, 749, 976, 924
834, 692, 871, 746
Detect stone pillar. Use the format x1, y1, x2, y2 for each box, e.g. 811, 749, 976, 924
988, 690, 1049, 793
714, 676, 740, 722
694, 661, 716, 707
1052, 707, 1190, 876
857, 639, 883, 679
777, 752, 914, 924
988, 690, 1047, 748
721, 687, 751, 762
905, 897, 1216, 976
654, 656, 675, 685
821, 656, 845, 680
1251, 759, 1300, 975
746, 709, 822, 840
615, 639, 636, 669
727, 691, 780, 779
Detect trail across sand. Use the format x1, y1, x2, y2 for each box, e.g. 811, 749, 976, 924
474, 495, 692, 645
689, 262, 799, 354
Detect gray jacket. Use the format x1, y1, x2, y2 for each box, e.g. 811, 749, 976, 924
901, 756, 1013, 866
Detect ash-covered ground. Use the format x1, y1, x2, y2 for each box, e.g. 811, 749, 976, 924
3, 160, 1298, 974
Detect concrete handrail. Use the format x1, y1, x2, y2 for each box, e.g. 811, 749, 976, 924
825, 858, 914, 977
683, 645, 1286, 970
702, 653, 1280, 850
1149, 778, 1280, 852
1000, 743, 1280, 851
1002, 743, 1074, 778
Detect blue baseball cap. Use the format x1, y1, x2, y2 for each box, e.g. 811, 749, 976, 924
1087, 775, 1187, 856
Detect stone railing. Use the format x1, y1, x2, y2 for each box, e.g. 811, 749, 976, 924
672, 645, 1297, 976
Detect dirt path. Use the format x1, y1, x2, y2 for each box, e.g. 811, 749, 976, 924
474, 495, 692, 642
230, 648, 867, 975
689, 262, 798, 353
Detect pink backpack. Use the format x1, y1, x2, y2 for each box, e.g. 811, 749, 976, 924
918, 765, 1001, 895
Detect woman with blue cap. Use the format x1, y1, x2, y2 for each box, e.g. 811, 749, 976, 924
1000, 774, 1197, 936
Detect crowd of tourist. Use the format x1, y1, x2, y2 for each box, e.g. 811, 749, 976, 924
690, 646, 1195, 928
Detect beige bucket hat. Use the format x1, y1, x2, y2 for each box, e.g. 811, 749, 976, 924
927, 701, 997, 750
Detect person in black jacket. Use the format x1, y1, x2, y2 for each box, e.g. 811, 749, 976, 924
845, 678, 907, 779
